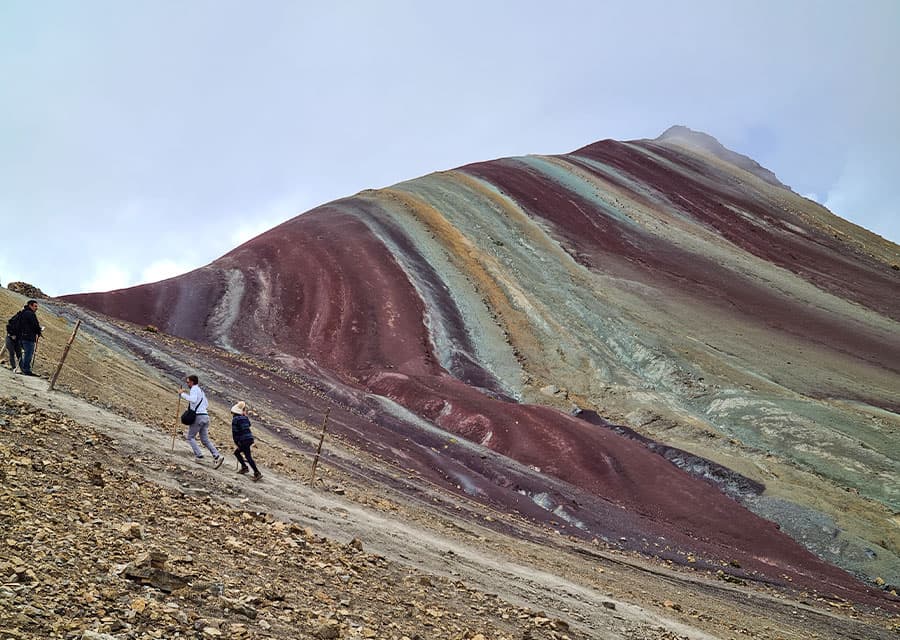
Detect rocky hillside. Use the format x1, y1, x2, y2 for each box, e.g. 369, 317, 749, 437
0, 397, 589, 640
2, 286, 898, 638
62, 130, 900, 601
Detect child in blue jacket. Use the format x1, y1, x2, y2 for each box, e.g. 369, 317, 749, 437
230, 401, 262, 480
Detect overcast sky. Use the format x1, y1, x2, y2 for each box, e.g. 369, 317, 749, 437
1, 0, 898, 296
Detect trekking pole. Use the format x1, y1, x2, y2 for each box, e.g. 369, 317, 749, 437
171, 394, 181, 451
48, 320, 81, 391
309, 407, 330, 485
31, 335, 39, 369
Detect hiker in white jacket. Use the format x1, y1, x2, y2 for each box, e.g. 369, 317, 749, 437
179, 374, 224, 468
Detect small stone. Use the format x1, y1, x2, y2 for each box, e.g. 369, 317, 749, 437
314, 621, 341, 639
119, 522, 144, 540
123, 563, 189, 593
539, 384, 559, 396
222, 597, 257, 619
348, 537, 363, 552
132, 550, 167, 569
131, 597, 148, 613
13, 567, 36, 583
601, 601, 616, 610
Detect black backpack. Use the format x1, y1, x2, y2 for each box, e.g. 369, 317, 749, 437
6, 311, 21, 337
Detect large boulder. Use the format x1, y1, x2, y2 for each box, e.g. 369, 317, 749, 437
6, 281, 49, 300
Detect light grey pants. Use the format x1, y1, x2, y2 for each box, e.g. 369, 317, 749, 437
185, 415, 220, 459
5, 335, 21, 370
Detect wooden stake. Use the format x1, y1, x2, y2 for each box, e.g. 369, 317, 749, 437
171, 395, 181, 451
309, 407, 330, 485
31, 335, 39, 369
47, 321, 81, 391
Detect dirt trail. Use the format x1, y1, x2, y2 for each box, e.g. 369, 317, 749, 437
3, 366, 896, 639
0, 367, 715, 639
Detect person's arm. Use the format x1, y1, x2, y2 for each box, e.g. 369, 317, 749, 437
179, 387, 199, 405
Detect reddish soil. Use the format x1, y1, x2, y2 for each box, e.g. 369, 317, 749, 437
572, 139, 900, 322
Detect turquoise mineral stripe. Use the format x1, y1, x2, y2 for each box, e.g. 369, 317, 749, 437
568, 153, 672, 205
622, 141, 706, 179
512, 156, 637, 228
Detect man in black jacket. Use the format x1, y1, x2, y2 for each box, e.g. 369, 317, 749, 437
17, 300, 42, 376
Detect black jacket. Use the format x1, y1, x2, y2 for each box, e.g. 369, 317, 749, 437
17, 307, 41, 342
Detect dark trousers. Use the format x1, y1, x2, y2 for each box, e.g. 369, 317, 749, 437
234, 440, 259, 474
19, 340, 35, 374
5, 335, 22, 369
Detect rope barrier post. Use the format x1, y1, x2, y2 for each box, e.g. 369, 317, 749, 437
47, 320, 81, 391
309, 407, 330, 485
172, 395, 181, 451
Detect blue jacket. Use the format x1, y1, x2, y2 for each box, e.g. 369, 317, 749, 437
231, 414, 254, 445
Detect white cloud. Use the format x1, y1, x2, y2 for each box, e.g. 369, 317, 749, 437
81, 262, 133, 294
227, 196, 302, 248
139, 259, 191, 284
231, 220, 281, 247
0, 257, 13, 289
825, 148, 900, 242
2, 2, 898, 296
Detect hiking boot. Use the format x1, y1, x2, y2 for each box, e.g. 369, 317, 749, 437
213, 455, 224, 469
193, 456, 204, 463
237, 466, 249, 475
252, 471, 263, 481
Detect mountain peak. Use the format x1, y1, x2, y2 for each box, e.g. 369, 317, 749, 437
655, 125, 789, 189
63, 129, 900, 602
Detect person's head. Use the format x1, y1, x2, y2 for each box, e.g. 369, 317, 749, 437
185, 374, 199, 387
26, 300, 38, 311
230, 401, 247, 415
